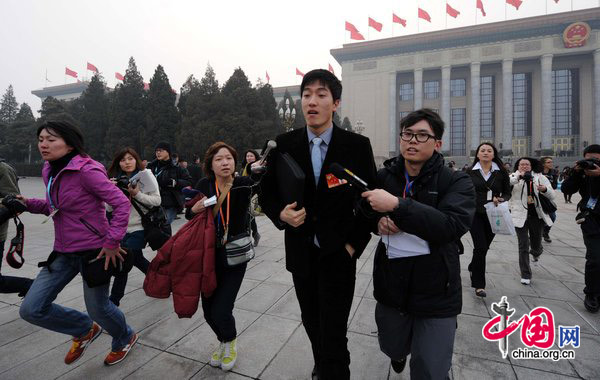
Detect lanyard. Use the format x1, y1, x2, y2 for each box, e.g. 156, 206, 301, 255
403, 171, 415, 199
47, 176, 56, 210
215, 180, 230, 230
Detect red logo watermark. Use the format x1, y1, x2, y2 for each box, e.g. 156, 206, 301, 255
481, 296, 578, 361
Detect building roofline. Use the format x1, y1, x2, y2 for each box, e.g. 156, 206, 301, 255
331, 8, 600, 63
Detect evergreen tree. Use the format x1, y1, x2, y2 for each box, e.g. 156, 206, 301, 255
79, 74, 110, 160
293, 99, 305, 130
144, 65, 179, 158
176, 65, 223, 158
15, 103, 34, 122
177, 74, 200, 117
333, 112, 342, 128
105, 57, 146, 158
38, 96, 79, 125
0, 85, 19, 124
341, 116, 353, 132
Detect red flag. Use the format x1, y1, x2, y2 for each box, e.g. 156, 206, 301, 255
393, 13, 407, 27
345, 21, 358, 33
418, 8, 432, 22
65, 67, 78, 78
350, 30, 365, 40
86, 62, 98, 73
115, 72, 124, 81
446, 3, 460, 18
296, 68, 304, 77
266, 71, 270, 83
144, 82, 150, 91
506, 0, 523, 9
328, 64, 335, 75
368, 17, 383, 32
477, 0, 487, 17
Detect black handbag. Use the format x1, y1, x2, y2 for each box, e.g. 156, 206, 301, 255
131, 198, 171, 250
80, 248, 134, 287
539, 194, 557, 214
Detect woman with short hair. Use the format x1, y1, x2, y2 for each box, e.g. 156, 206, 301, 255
509, 157, 556, 285
18, 120, 137, 366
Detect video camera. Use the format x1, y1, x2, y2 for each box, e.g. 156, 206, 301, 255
521, 171, 533, 183
576, 158, 600, 170
0, 195, 27, 225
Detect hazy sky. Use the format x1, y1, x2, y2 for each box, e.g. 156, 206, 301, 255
1, 0, 598, 115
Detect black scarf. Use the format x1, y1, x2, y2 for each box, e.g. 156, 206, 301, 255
48, 151, 78, 178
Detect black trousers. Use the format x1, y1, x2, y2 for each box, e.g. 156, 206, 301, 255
468, 213, 495, 289
0, 240, 33, 296
583, 235, 600, 297
201, 260, 247, 342
109, 249, 150, 306
516, 216, 544, 280
292, 244, 356, 380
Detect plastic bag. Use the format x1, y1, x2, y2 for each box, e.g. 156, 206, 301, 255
484, 202, 516, 236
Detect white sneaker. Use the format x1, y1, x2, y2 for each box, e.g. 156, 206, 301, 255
209, 342, 224, 367
521, 278, 531, 285
221, 338, 237, 371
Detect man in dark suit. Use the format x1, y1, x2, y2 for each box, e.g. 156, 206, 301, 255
259, 69, 377, 380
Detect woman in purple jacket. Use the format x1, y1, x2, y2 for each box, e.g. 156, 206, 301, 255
18, 121, 138, 367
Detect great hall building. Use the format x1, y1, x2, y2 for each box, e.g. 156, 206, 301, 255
331, 8, 600, 162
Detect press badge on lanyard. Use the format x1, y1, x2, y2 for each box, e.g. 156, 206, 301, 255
42, 176, 59, 224
587, 197, 598, 210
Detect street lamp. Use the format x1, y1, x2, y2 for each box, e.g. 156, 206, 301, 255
355, 119, 364, 135
279, 98, 296, 132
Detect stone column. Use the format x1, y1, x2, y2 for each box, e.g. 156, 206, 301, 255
389, 72, 397, 157
414, 68, 423, 110
470, 62, 481, 153
594, 49, 600, 144
502, 59, 513, 153
441, 65, 451, 150
541, 54, 553, 151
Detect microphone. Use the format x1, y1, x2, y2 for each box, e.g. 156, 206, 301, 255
329, 163, 370, 192
251, 140, 277, 173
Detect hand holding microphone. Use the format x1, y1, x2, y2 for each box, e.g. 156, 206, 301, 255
361, 189, 400, 213
251, 140, 277, 174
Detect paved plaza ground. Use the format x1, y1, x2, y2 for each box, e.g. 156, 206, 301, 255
0, 177, 599, 379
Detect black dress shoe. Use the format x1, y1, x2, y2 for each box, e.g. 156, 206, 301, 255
391, 358, 407, 374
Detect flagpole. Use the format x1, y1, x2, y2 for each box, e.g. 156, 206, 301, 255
368, 16, 370, 41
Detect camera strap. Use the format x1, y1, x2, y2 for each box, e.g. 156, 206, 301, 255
6, 217, 25, 269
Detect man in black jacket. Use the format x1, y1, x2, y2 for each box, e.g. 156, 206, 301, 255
259, 70, 377, 380
561, 144, 600, 313
147, 142, 192, 225
361, 109, 475, 379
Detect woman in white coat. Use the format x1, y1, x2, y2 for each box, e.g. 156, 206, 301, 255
509, 157, 556, 285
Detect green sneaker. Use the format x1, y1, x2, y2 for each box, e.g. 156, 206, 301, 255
209, 342, 224, 367
221, 338, 237, 371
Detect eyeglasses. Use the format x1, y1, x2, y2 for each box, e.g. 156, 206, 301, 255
400, 131, 437, 143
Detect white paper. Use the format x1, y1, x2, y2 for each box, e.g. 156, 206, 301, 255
129, 170, 159, 194
382, 231, 430, 259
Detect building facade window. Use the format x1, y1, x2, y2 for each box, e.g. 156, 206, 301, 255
424, 80, 440, 99
552, 68, 579, 136
399, 83, 413, 101
513, 73, 532, 137
480, 76, 495, 139
450, 108, 466, 156
450, 79, 466, 97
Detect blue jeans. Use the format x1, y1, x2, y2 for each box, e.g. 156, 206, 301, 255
20, 254, 134, 350
165, 207, 178, 225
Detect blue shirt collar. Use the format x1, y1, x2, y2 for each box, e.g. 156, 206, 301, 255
307, 125, 333, 145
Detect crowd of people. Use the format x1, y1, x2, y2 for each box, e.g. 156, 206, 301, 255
0, 68, 599, 379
